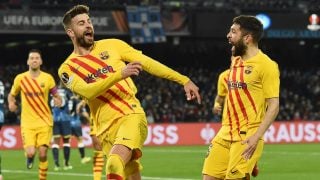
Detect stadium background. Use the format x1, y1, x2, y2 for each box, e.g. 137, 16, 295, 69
0, 0, 320, 179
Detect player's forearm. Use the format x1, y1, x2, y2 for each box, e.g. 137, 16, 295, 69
125, 53, 190, 85
255, 98, 279, 139
68, 70, 123, 100
7, 94, 16, 106
215, 95, 225, 107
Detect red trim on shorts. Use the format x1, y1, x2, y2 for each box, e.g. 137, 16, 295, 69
107, 173, 123, 180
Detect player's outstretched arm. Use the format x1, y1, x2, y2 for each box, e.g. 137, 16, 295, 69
184, 80, 201, 104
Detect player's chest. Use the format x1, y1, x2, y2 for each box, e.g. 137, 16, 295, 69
228, 64, 260, 90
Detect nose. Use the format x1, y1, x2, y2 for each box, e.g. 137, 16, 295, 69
226, 32, 231, 39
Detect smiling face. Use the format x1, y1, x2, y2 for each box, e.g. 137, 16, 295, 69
227, 23, 248, 57
67, 13, 94, 48
27, 52, 42, 71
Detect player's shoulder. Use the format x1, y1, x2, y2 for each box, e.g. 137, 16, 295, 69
258, 51, 278, 67
96, 39, 129, 49
97, 38, 126, 44
14, 71, 28, 80
40, 71, 55, 80
58, 53, 75, 74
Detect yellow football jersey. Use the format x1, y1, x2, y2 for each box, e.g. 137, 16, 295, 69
10, 71, 56, 128
58, 39, 190, 136
217, 69, 229, 97
217, 50, 280, 141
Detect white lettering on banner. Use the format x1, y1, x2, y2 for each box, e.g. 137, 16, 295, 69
81, 126, 92, 146
166, 126, 178, 144
152, 125, 165, 144
316, 123, 320, 141
3, 15, 30, 25
317, 124, 320, 141
264, 124, 275, 142
304, 123, 316, 142
91, 17, 109, 26
290, 124, 303, 142
200, 124, 215, 144
144, 125, 178, 145
276, 124, 291, 142
0, 128, 17, 148
265, 123, 320, 143
31, 16, 62, 26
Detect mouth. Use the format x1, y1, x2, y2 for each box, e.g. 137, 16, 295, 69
84, 30, 93, 38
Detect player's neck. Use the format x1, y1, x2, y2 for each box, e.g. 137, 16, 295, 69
29, 69, 41, 78
73, 44, 93, 56
242, 46, 259, 61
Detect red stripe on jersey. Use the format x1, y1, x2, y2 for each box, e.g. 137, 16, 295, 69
70, 58, 107, 79
20, 81, 49, 125
24, 77, 50, 113
229, 68, 241, 137
226, 100, 233, 141
68, 64, 96, 83
106, 89, 133, 110
83, 54, 108, 67
235, 64, 249, 126
31, 78, 44, 96
115, 83, 130, 96
239, 61, 257, 114
97, 96, 125, 115
21, 80, 49, 119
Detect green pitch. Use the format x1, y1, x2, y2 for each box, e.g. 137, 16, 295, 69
2, 144, 320, 180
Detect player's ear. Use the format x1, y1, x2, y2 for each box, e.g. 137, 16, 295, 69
66, 28, 74, 37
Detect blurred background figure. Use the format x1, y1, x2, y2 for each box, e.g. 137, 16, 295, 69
50, 82, 73, 171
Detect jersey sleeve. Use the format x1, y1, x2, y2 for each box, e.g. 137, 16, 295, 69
48, 74, 58, 95
9, 74, 22, 96
217, 70, 229, 97
261, 61, 280, 98
58, 63, 123, 100
112, 39, 190, 86
89, 117, 97, 136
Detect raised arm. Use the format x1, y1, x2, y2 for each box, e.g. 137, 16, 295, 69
59, 62, 142, 100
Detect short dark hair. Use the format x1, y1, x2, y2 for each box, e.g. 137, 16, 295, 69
62, 5, 89, 30
29, 49, 42, 57
233, 15, 263, 43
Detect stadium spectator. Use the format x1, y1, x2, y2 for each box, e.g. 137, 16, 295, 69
7, 49, 62, 180
202, 15, 279, 179
58, 4, 200, 180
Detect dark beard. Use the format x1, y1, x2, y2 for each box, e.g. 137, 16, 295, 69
77, 35, 94, 48
232, 40, 247, 56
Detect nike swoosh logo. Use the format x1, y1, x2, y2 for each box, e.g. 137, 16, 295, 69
123, 138, 131, 140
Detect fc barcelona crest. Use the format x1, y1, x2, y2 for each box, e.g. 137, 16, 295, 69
99, 51, 109, 60
244, 66, 253, 74
40, 82, 45, 88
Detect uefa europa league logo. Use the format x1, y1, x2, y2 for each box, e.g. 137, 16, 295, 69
307, 14, 320, 31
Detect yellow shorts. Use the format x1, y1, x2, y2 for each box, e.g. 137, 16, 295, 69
99, 113, 148, 158
21, 126, 53, 149
202, 135, 264, 179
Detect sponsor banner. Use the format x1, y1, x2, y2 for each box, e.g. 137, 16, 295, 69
193, 12, 320, 38
0, 9, 188, 36
0, 9, 127, 35
1, 121, 320, 149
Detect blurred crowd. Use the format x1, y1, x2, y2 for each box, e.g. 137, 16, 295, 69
1, 0, 320, 12
1, 64, 319, 124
